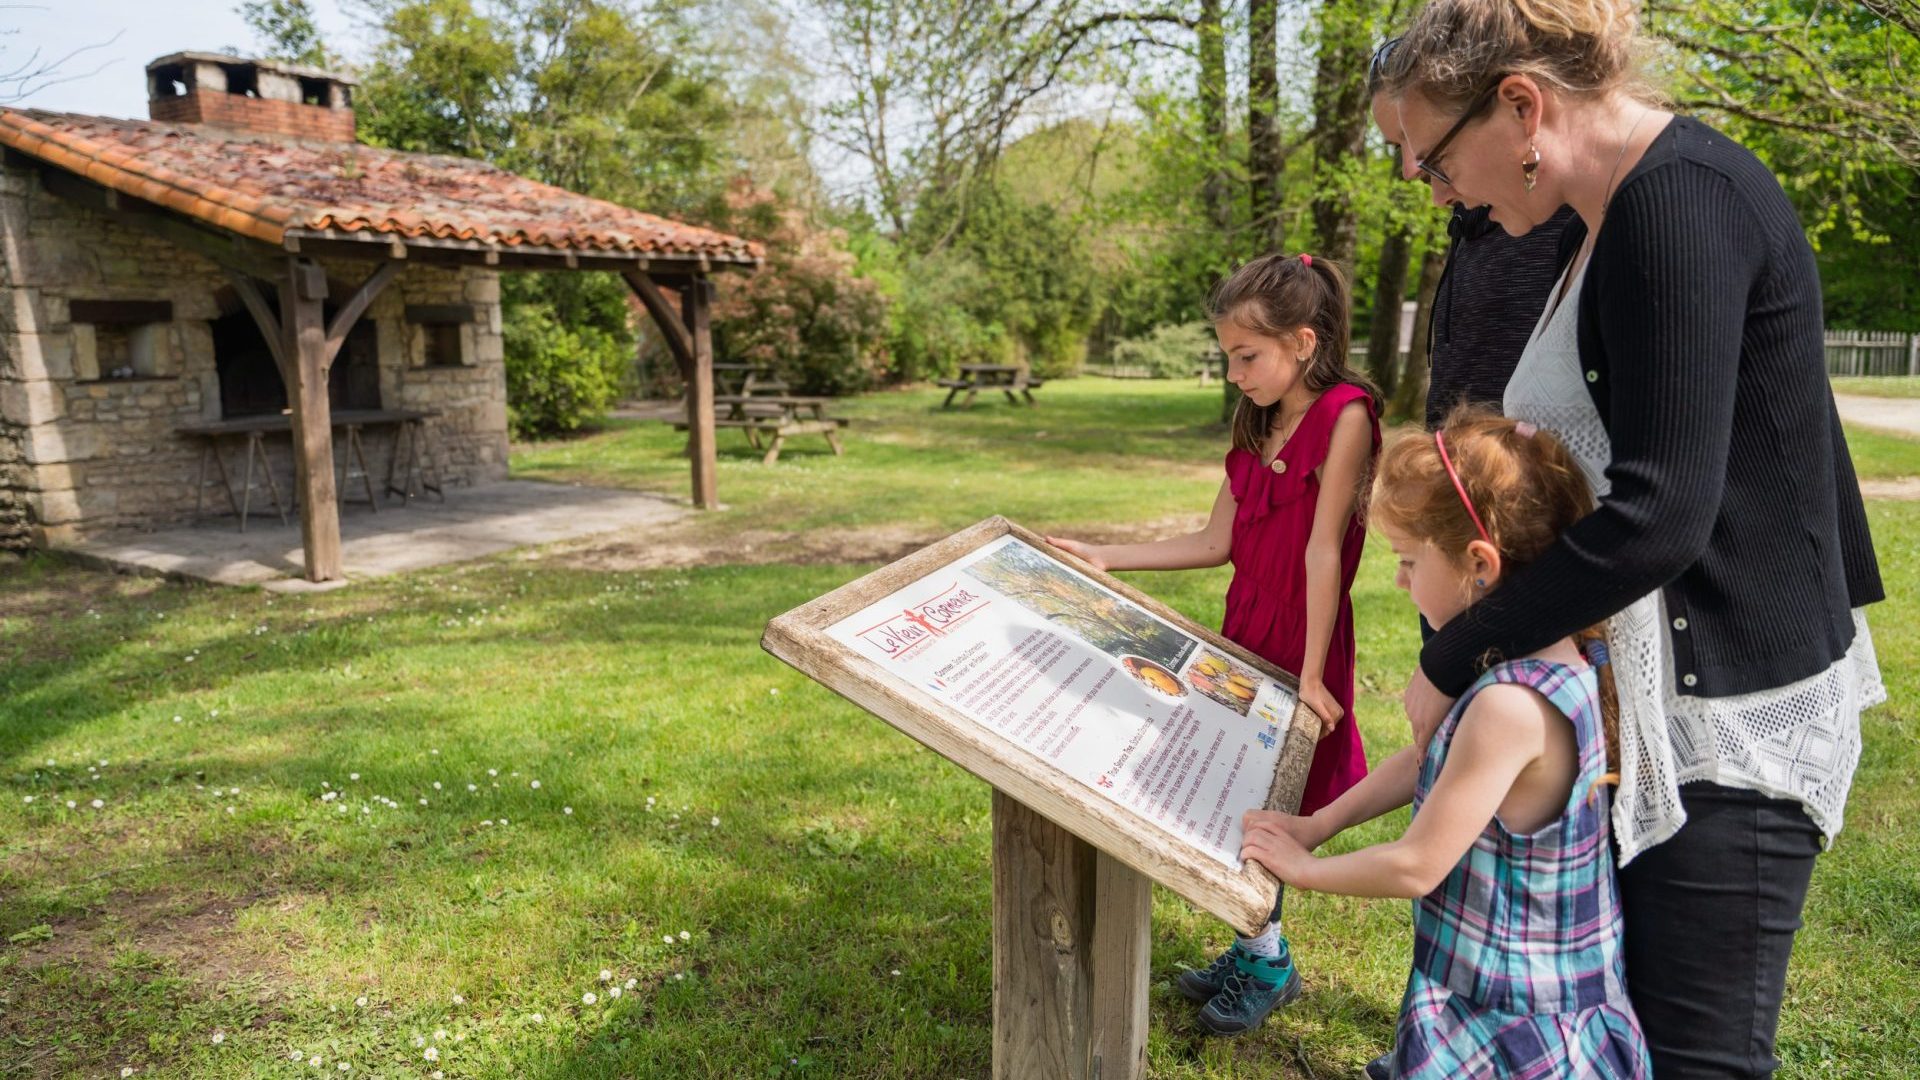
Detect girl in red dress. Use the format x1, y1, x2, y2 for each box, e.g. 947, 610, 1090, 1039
1049, 252, 1380, 1035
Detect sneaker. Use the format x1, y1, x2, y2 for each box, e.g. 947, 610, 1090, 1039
1364, 1051, 1393, 1079
1196, 941, 1301, 1036
1174, 942, 1244, 1004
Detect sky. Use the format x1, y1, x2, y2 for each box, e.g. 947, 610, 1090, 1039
4, 0, 362, 117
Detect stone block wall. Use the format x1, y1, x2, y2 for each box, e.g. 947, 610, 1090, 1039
0, 162, 510, 549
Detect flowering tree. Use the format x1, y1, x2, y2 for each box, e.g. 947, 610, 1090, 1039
708, 181, 891, 396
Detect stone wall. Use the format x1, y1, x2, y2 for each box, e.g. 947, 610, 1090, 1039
0, 161, 510, 549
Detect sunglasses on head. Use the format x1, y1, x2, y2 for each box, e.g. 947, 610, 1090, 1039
1369, 35, 1505, 189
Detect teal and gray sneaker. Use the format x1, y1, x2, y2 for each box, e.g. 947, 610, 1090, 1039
1195, 941, 1302, 1036
1174, 942, 1245, 1003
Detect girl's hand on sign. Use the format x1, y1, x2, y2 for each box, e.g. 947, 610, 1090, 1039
1243, 808, 1332, 852
1240, 812, 1313, 880
1044, 536, 1108, 571
1298, 678, 1343, 737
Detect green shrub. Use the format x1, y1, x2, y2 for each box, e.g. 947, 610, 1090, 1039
1109, 321, 1216, 378
502, 273, 634, 438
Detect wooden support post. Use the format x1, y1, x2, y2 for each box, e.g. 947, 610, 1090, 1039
621, 268, 717, 509
683, 277, 718, 508
1091, 852, 1151, 1080
991, 790, 1149, 1080
278, 258, 342, 582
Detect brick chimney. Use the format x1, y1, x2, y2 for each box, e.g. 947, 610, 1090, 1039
146, 52, 356, 142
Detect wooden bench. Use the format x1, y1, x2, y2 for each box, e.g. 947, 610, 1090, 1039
676, 416, 846, 465
941, 366, 1044, 408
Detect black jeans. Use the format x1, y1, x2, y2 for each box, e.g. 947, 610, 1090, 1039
1618, 782, 1823, 1078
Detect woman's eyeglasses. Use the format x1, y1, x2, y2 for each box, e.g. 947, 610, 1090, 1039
1413, 80, 1502, 188
1369, 35, 1503, 189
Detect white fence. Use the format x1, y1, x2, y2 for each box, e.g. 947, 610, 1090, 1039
1826, 330, 1920, 377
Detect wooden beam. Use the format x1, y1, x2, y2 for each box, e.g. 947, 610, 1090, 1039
322, 260, 402, 366
279, 256, 343, 582
404, 304, 476, 325
68, 299, 173, 324
224, 269, 287, 373
622, 268, 693, 370
683, 276, 718, 510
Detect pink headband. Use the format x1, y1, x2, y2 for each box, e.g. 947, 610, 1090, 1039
1434, 430, 1492, 546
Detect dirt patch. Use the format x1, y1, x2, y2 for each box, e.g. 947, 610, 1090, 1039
1859, 476, 1920, 501
7, 886, 294, 993
548, 513, 1211, 572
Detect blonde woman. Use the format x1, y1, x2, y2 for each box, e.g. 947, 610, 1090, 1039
1370, 2, 1884, 1076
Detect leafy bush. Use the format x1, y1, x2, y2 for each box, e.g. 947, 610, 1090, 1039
1109, 321, 1217, 378
502, 273, 634, 438
709, 182, 891, 396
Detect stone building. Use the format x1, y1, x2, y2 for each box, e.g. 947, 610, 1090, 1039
0, 53, 755, 580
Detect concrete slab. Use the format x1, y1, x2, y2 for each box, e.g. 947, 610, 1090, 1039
57, 480, 690, 589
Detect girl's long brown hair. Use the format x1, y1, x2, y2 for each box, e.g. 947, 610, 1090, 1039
1208, 253, 1381, 455
1370, 405, 1620, 789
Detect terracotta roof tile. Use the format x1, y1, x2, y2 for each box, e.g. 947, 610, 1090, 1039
0, 108, 761, 264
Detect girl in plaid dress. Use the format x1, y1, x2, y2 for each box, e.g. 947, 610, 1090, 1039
1241, 409, 1650, 1078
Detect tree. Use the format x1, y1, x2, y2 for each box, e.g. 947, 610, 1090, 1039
0, 17, 119, 104
1247, 0, 1283, 250
238, 0, 336, 67
708, 181, 891, 395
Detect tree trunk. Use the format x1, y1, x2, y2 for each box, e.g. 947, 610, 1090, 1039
1248, 0, 1283, 252
1392, 247, 1447, 424
1199, 0, 1231, 235
1307, 3, 1372, 267
1366, 226, 1414, 399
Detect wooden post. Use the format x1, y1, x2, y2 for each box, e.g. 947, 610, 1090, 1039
278, 259, 343, 582
622, 268, 717, 510
683, 277, 718, 509
992, 790, 1150, 1080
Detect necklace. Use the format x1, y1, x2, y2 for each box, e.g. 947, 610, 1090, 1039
1266, 403, 1312, 474
1599, 107, 1652, 223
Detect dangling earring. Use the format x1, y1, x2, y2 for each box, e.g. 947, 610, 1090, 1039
1521, 141, 1541, 192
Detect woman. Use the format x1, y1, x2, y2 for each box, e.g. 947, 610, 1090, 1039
1369, 2, 1884, 1076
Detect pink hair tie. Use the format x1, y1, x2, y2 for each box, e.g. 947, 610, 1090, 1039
1299, 253, 1313, 268
1434, 430, 1492, 546
1514, 421, 1538, 438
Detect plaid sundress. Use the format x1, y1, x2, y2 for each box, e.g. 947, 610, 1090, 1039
1392, 658, 1651, 1080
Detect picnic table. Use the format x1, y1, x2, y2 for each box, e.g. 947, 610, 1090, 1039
937, 364, 1045, 408
710, 363, 786, 397
677, 393, 848, 465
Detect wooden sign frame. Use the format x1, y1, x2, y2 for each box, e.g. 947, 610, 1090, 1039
761, 515, 1321, 935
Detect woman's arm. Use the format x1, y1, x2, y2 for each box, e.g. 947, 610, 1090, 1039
1296, 402, 1373, 731
1419, 163, 1764, 697
1242, 685, 1550, 898
1047, 478, 1235, 572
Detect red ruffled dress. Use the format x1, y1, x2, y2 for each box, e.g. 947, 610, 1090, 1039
1222, 382, 1379, 814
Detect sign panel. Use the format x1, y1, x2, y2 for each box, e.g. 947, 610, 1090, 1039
762, 517, 1320, 932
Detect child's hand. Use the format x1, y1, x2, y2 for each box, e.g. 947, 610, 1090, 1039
1404, 666, 1456, 751
1243, 808, 1333, 851
1240, 811, 1314, 881
1298, 678, 1343, 737
1044, 536, 1107, 571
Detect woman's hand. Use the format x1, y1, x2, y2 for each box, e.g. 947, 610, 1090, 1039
1241, 811, 1315, 881
1404, 665, 1457, 751
1044, 536, 1108, 571
1298, 678, 1343, 737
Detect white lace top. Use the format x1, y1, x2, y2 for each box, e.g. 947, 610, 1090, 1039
1504, 263, 1886, 864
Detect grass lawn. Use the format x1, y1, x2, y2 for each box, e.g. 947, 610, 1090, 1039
2, 380, 1915, 1078
1832, 376, 1920, 399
